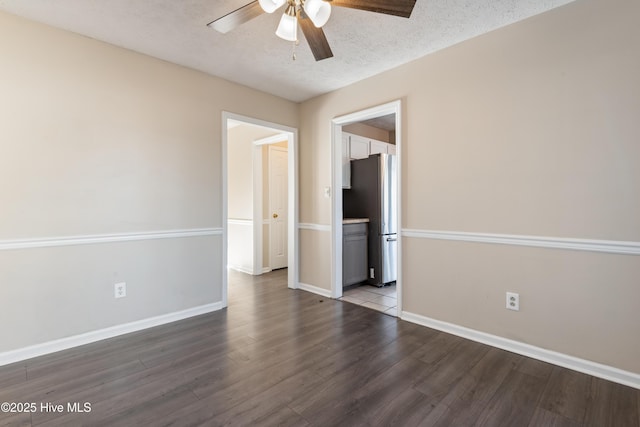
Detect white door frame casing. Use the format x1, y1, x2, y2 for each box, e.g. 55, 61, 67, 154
331, 100, 403, 314
222, 113, 298, 307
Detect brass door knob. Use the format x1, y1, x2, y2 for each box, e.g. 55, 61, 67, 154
273, 213, 278, 218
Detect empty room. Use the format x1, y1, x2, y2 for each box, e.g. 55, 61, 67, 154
1, 0, 638, 425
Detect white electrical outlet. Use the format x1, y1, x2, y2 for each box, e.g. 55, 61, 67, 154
114, 282, 127, 299
506, 292, 519, 311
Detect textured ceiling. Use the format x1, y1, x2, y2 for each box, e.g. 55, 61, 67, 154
0, 0, 576, 102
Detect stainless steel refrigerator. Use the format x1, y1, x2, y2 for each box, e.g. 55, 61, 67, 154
345, 153, 397, 286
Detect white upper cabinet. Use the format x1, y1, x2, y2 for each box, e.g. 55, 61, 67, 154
369, 140, 388, 155
345, 132, 396, 158
348, 134, 370, 159
342, 132, 397, 188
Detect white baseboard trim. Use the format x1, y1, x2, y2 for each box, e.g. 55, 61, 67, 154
297, 282, 333, 298
401, 311, 640, 390
228, 266, 271, 276
228, 265, 255, 275
0, 228, 223, 251
0, 302, 224, 367
401, 229, 640, 256
298, 223, 331, 232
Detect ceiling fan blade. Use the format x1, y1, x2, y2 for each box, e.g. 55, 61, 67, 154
298, 12, 334, 61
328, 0, 416, 18
207, 1, 265, 34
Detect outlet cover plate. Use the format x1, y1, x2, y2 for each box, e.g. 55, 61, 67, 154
506, 292, 519, 311
114, 282, 127, 299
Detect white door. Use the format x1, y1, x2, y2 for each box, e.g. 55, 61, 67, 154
269, 146, 288, 270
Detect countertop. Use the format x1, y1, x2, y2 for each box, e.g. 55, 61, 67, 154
343, 218, 370, 224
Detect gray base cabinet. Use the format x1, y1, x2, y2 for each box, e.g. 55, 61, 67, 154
343, 222, 368, 287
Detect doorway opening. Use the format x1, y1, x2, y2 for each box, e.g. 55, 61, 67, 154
331, 101, 402, 317
222, 112, 298, 307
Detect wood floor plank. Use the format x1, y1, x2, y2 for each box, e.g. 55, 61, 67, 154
35, 372, 197, 426
31, 352, 238, 425
414, 338, 491, 399
204, 370, 322, 427
137, 329, 256, 369
0, 411, 31, 427
0, 359, 145, 405
584, 376, 615, 426
610, 381, 639, 427
289, 333, 430, 424
583, 377, 640, 427
349, 357, 440, 424
0, 363, 26, 388
238, 300, 355, 349
475, 370, 548, 426
186, 339, 332, 411
515, 355, 554, 380
299, 398, 373, 427
539, 366, 592, 422
362, 387, 446, 427
412, 330, 465, 365
310, 314, 407, 379
432, 347, 521, 426
88, 386, 200, 427
528, 407, 582, 426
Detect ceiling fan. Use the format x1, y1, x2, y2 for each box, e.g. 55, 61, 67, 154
207, 0, 417, 61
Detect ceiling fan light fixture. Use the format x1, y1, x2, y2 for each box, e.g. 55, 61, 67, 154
208, 0, 416, 62
275, 4, 298, 41
258, 0, 286, 14
304, 0, 331, 28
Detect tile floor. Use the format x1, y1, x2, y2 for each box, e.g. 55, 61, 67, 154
339, 283, 397, 316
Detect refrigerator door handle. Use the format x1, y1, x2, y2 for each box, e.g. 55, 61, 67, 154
386, 237, 397, 242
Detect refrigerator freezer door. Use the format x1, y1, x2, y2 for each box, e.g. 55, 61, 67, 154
381, 234, 397, 284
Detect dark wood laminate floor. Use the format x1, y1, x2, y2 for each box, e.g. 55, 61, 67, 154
1, 268, 638, 426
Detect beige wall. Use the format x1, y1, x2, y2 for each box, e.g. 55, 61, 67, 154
299, 229, 332, 288
299, 0, 640, 373
228, 126, 261, 221
0, 11, 297, 353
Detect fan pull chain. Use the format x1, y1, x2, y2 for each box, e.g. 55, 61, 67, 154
292, 38, 299, 61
